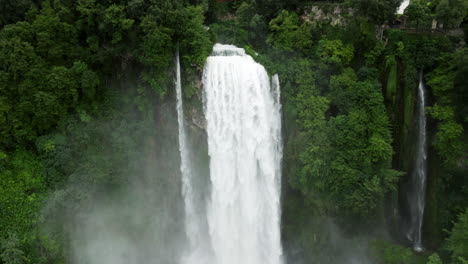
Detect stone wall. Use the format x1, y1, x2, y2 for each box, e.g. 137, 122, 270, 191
301, 4, 353, 26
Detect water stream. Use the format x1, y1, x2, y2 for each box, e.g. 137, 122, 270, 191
202, 44, 284, 264
407, 71, 428, 252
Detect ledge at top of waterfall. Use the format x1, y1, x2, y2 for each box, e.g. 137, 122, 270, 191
211, 43, 246, 56
201, 43, 283, 264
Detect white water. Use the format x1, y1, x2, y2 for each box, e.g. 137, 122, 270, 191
175, 49, 207, 262
202, 44, 283, 264
408, 71, 427, 252
398, 0, 410, 14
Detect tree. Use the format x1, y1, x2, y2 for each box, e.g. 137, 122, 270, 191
372, 240, 423, 264
0, 150, 46, 241
235, 2, 268, 48
446, 209, 468, 264
172, 5, 212, 68
103, 4, 135, 44
405, 0, 432, 29
291, 67, 401, 216
0, 1, 102, 147
268, 10, 313, 52
0, 32, 98, 145
255, 0, 284, 18
138, 5, 211, 96
313, 39, 355, 80
0, 234, 25, 264
316, 39, 354, 67
324, 70, 400, 215
435, 0, 467, 28
248, 14, 268, 47
347, 0, 403, 25
29, 3, 81, 65
0, 0, 33, 27
426, 253, 443, 264
427, 50, 466, 165
236, 2, 256, 26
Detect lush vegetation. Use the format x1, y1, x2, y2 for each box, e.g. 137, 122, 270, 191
0, 0, 467, 263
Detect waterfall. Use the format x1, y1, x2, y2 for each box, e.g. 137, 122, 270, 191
397, 0, 410, 14
202, 44, 283, 264
175, 48, 206, 262
407, 71, 428, 252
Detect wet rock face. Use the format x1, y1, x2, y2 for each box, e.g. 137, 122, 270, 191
191, 107, 206, 130
191, 73, 206, 130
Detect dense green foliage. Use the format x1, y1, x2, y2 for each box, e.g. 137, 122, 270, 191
404, 0, 468, 29
0, 0, 211, 262
347, 0, 403, 24
371, 240, 426, 264
0, 0, 466, 263
252, 4, 402, 220
446, 210, 468, 264
404, 0, 432, 28
427, 50, 467, 165
435, 0, 467, 28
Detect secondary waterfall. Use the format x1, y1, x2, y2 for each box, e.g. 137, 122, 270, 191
398, 0, 410, 14
407, 71, 428, 252
203, 44, 283, 264
175, 49, 205, 262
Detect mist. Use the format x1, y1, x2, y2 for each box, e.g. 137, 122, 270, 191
39, 83, 190, 263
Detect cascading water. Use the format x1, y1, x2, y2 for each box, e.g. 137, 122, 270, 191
397, 0, 410, 14
175, 48, 206, 262
202, 44, 283, 264
407, 71, 428, 252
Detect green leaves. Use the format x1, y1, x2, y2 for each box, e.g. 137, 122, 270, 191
0, 1, 102, 147
427, 50, 467, 166
268, 10, 313, 52
30, 4, 80, 64
429, 104, 464, 163
103, 4, 134, 44
264, 19, 402, 217
446, 209, 468, 263
0, 234, 26, 264
137, 5, 211, 96
0, 0, 33, 27
435, 0, 468, 28
325, 104, 397, 215
291, 65, 400, 217
0, 37, 38, 81
426, 253, 443, 264
175, 5, 212, 68
74, 62, 100, 100
0, 150, 46, 241
371, 240, 422, 264
140, 16, 172, 60
404, 0, 432, 29
346, 0, 403, 25
0, 55, 98, 144
316, 39, 354, 67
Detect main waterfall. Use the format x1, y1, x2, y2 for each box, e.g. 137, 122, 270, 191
202, 44, 283, 264
407, 72, 428, 252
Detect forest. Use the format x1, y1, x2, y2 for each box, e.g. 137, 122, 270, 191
0, 0, 467, 263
